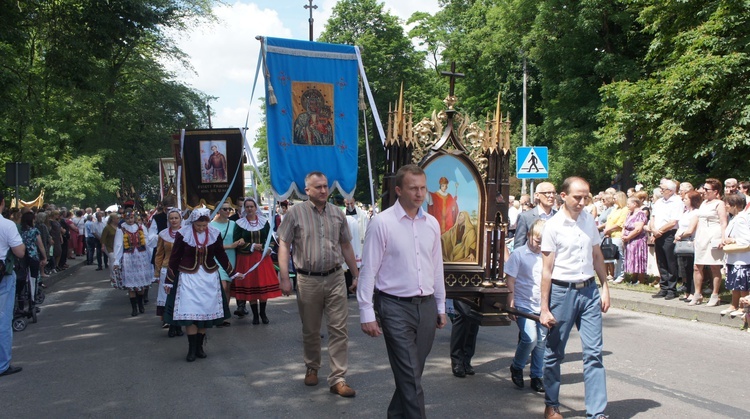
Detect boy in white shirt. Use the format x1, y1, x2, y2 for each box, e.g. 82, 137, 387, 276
505, 219, 547, 393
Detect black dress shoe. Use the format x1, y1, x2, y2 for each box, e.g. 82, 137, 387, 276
452, 363, 466, 378
0, 365, 22, 377
509, 365, 524, 388
530, 377, 545, 393
664, 293, 678, 300
652, 291, 667, 298
464, 363, 475, 375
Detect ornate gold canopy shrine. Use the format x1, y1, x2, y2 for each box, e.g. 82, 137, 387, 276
381, 65, 515, 326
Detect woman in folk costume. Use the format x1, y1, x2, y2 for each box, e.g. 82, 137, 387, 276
210, 199, 244, 328
112, 209, 154, 316
153, 208, 184, 337
231, 197, 282, 325
163, 208, 242, 362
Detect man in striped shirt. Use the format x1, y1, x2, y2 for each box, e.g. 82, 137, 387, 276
278, 171, 359, 398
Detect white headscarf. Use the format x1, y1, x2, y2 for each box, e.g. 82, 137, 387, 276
178, 207, 220, 246
238, 199, 268, 231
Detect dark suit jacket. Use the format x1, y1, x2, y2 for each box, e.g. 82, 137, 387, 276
513, 207, 557, 248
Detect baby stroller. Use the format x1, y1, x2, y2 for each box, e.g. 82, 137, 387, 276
12, 263, 44, 332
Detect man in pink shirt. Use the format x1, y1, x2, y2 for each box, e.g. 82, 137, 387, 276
357, 164, 447, 418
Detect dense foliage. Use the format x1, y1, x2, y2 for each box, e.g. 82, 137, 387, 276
0, 0, 215, 207
321, 0, 749, 193
4, 0, 747, 207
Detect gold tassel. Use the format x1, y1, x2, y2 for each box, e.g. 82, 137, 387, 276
261, 39, 277, 106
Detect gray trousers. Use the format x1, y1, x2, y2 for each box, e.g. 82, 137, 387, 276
377, 294, 437, 419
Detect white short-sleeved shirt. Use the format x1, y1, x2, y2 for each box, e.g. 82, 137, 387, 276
0, 215, 23, 262
652, 194, 684, 230
504, 245, 542, 312
541, 210, 599, 282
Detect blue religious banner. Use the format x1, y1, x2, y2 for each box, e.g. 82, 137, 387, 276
263, 37, 359, 199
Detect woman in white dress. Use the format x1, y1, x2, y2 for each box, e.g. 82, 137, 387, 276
163, 208, 243, 362
153, 208, 184, 336
691, 178, 727, 306
112, 209, 154, 316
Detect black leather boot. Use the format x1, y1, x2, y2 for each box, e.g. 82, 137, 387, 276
130, 297, 138, 317
260, 301, 269, 324
250, 303, 260, 325
186, 335, 197, 362
195, 333, 207, 359
136, 294, 145, 314
168, 325, 176, 338
234, 300, 246, 318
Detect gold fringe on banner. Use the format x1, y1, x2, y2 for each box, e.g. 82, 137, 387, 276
11, 190, 44, 209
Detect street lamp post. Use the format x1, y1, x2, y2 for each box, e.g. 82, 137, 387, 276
304, 1, 317, 42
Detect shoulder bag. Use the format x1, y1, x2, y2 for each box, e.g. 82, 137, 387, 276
674, 239, 694, 255
600, 237, 620, 260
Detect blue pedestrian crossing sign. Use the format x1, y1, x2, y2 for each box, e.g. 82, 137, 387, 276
516, 147, 549, 179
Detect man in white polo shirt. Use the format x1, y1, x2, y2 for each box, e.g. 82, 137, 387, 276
649, 179, 684, 300
0, 191, 26, 377
539, 177, 610, 419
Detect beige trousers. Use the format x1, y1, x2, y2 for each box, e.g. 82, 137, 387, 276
296, 269, 349, 386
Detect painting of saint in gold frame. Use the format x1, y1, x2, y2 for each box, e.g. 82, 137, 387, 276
292, 82, 334, 146
422, 154, 482, 263
200, 140, 228, 183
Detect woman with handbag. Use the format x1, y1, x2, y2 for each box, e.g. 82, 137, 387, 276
719, 194, 750, 316
691, 178, 727, 306
674, 191, 700, 301
621, 197, 648, 284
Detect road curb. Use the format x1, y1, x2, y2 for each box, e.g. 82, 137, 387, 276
43, 257, 88, 289
609, 288, 746, 329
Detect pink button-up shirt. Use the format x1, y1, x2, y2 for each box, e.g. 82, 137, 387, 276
357, 200, 446, 323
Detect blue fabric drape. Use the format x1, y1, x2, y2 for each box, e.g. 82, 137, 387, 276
264, 37, 359, 199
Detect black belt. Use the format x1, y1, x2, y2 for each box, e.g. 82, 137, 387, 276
378, 291, 434, 304
551, 277, 595, 289
296, 265, 342, 277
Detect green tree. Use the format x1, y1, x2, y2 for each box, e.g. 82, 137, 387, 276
38, 155, 119, 205
0, 0, 215, 207
319, 0, 432, 203
598, 0, 750, 185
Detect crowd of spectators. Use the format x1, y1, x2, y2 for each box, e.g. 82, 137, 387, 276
506, 177, 750, 329
1, 204, 118, 280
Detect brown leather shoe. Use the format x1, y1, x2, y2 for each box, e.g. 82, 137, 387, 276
544, 405, 563, 419
304, 368, 318, 386
329, 381, 356, 397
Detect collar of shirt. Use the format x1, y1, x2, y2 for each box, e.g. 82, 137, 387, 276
393, 199, 425, 221
305, 199, 327, 214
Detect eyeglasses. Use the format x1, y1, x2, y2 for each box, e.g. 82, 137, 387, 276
537, 191, 556, 196
220, 207, 232, 212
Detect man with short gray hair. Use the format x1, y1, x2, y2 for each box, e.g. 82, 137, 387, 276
724, 178, 739, 196
649, 179, 684, 300
514, 182, 557, 248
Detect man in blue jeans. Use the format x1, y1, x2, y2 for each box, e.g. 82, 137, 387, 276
0, 191, 26, 377
540, 177, 610, 419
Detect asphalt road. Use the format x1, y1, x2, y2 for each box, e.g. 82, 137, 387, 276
2, 264, 749, 418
